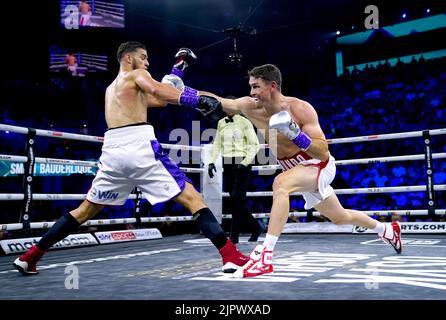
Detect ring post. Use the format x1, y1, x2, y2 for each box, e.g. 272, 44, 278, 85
423, 130, 436, 216
201, 144, 223, 223
133, 187, 143, 227
20, 128, 37, 229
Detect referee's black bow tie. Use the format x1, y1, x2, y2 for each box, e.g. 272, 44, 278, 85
225, 117, 233, 123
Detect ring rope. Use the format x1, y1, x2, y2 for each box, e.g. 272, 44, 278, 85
333, 153, 446, 166
0, 123, 203, 151
0, 124, 104, 143
258, 128, 446, 148
0, 154, 204, 173
1, 216, 195, 231
0, 194, 138, 201
0, 154, 98, 167
2, 124, 446, 150
2, 209, 445, 231
222, 185, 446, 197
326, 128, 446, 144
251, 152, 446, 171
3, 152, 445, 172
1, 185, 444, 201
223, 209, 446, 219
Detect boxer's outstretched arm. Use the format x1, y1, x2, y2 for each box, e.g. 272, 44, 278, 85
199, 92, 255, 115
134, 69, 181, 105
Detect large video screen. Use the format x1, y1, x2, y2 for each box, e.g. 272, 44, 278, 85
61, 0, 125, 29
49, 46, 108, 77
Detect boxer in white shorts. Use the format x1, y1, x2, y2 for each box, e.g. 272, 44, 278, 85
197, 63, 403, 278
87, 123, 192, 206
13, 42, 248, 275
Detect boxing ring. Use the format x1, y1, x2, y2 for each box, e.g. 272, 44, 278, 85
0, 123, 446, 300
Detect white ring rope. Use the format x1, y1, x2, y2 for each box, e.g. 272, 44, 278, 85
2, 209, 445, 231
251, 153, 446, 171
223, 209, 446, 219
161, 144, 202, 152
0, 154, 204, 173
258, 127, 446, 148
1, 185, 444, 201
326, 128, 446, 144
1, 216, 195, 231
0, 124, 202, 151
2, 124, 445, 150
332, 153, 446, 166
0, 124, 104, 143
0, 154, 98, 167
0, 194, 137, 201
2, 152, 445, 174
221, 185, 446, 198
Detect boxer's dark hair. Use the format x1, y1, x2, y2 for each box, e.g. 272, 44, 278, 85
117, 42, 146, 63
248, 64, 282, 91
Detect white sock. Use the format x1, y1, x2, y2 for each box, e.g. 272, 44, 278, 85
371, 221, 386, 236
263, 234, 278, 251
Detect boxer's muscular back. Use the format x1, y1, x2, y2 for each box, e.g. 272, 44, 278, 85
105, 71, 152, 129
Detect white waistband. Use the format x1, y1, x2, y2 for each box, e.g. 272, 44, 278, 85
278, 154, 335, 171
103, 124, 156, 147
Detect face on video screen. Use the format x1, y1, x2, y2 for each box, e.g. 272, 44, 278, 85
61, 0, 125, 29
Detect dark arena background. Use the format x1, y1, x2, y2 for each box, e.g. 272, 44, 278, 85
1, 0, 445, 316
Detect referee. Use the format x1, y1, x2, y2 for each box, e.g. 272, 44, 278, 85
208, 108, 263, 244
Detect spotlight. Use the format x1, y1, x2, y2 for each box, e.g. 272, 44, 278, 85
336, 30, 341, 35
426, 8, 431, 14
402, 13, 407, 19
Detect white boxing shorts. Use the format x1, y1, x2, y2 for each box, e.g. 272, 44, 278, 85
278, 151, 336, 210
86, 123, 191, 206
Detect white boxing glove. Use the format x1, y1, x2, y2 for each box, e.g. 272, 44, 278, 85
269, 111, 312, 150
161, 74, 184, 91
269, 111, 300, 139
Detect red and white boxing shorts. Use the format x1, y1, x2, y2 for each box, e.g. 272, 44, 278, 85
277, 151, 336, 209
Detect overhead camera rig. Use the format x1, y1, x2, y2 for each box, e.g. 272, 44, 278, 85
221, 23, 257, 67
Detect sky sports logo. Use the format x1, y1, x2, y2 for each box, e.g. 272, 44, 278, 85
95, 232, 134, 242
111, 232, 136, 241
93, 229, 161, 244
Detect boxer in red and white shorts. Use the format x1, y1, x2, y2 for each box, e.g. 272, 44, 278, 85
277, 150, 336, 210
199, 63, 403, 278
